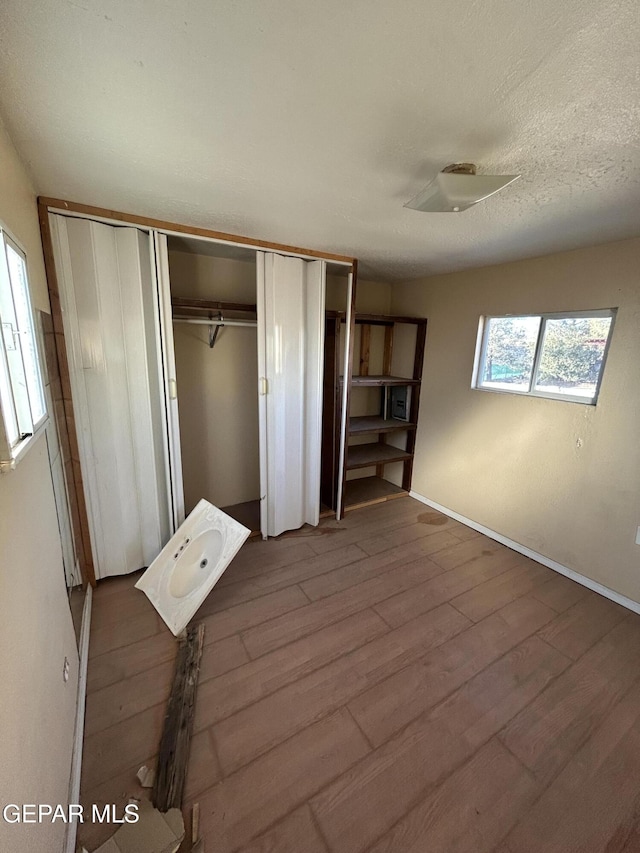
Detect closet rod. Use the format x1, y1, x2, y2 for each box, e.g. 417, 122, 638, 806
173, 314, 257, 348
173, 317, 257, 328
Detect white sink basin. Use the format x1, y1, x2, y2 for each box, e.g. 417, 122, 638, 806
169, 528, 225, 598
135, 499, 250, 635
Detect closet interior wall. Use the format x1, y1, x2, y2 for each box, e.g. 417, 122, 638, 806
167, 245, 260, 527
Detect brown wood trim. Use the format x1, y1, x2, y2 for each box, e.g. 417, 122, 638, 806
172, 297, 256, 314
38, 197, 356, 266
347, 375, 421, 387
402, 320, 427, 491
359, 324, 371, 376
336, 313, 427, 326
375, 431, 386, 478
320, 315, 341, 511
338, 260, 358, 520
356, 318, 394, 327
37, 199, 97, 587
382, 325, 394, 376
353, 313, 427, 325
412, 321, 428, 383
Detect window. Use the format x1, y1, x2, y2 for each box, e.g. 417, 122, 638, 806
474, 309, 616, 404
0, 226, 47, 469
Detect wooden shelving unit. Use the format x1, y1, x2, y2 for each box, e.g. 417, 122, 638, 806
344, 312, 426, 511
321, 307, 427, 515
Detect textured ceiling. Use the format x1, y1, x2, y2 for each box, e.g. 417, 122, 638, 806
1, 0, 639, 280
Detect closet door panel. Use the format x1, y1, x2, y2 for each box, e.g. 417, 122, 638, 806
257, 253, 325, 537
50, 215, 170, 578
137, 231, 172, 549
52, 216, 112, 575
303, 259, 326, 526
256, 255, 268, 539
153, 232, 185, 530
92, 224, 145, 572
116, 229, 170, 562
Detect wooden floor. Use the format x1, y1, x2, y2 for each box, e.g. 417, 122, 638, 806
79, 497, 640, 852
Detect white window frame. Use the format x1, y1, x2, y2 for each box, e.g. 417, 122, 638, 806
0, 223, 48, 470
473, 308, 617, 405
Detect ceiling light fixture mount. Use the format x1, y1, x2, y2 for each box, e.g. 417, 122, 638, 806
442, 163, 477, 175
405, 162, 520, 213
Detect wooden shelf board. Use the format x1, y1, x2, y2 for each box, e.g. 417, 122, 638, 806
344, 476, 409, 511
341, 375, 421, 387
172, 296, 257, 315
346, 443, 412, 469
353, 313, 427, 326
328, 312, 427, 326
349, 416, 417, 436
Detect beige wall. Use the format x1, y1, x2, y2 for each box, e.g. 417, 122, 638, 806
0, 118, 79, 852
169, 251, 260, 511
391, 238, 640, 604
326, 274, 392, 315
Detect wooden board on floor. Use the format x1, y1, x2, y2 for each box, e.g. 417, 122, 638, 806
152, 623, 205, 812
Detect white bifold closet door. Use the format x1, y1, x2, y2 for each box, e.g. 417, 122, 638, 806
49, 215, 171, 579
153, 232, 184, 530
257, 253, 326, 537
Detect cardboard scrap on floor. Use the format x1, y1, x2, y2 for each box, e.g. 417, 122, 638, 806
137, 764, 155, 788
91, 798, 184, 853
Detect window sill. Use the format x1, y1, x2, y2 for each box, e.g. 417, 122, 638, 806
0, 416, 50, 472
472, 386, 598, 405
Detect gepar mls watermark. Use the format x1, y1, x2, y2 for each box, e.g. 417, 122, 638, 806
3, 803, 139, 824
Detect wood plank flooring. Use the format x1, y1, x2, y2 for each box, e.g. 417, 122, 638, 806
78, 497, 640, 852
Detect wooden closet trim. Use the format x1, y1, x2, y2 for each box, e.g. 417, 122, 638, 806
38, 197, 356, 265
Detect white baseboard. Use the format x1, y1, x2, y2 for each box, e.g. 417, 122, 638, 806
410, 490, 640, 616
65, 584, 93, 853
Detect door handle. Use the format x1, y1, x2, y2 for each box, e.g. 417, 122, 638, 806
259, 377, 268, 396
169, 378, 177, 400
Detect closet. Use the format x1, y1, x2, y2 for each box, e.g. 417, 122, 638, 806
164, 235, 261, 535
45, 198, 357, 580
157, 236, 346, 540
